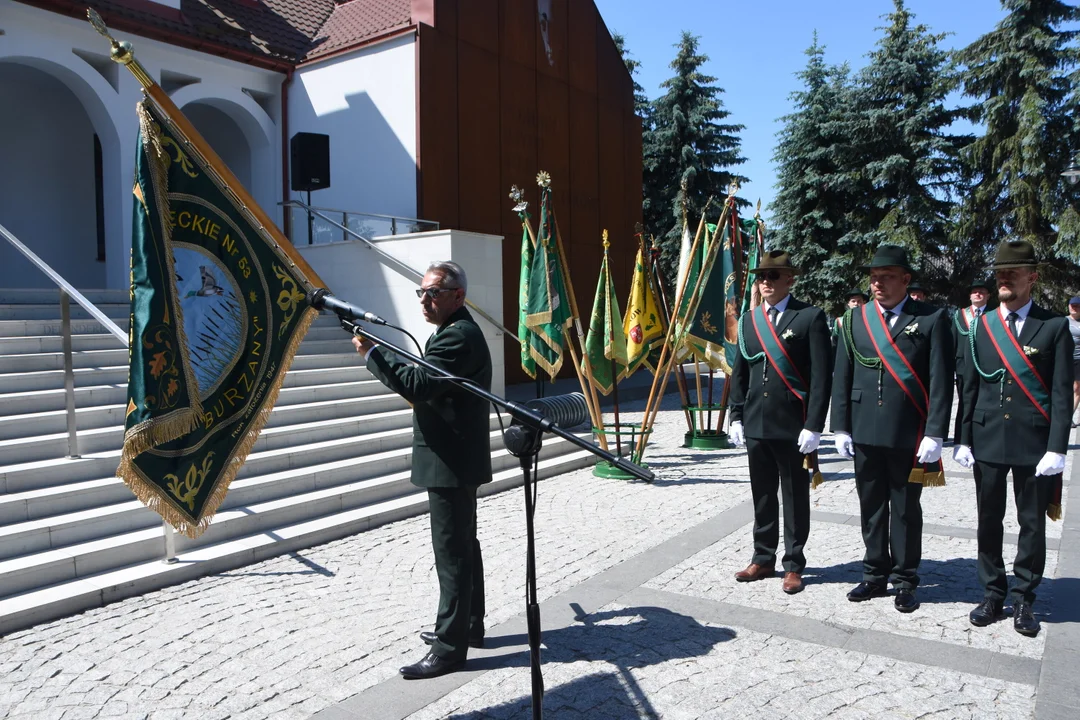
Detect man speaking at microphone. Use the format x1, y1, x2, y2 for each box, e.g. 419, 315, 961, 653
727, 250, 832, 595
352, 261, 492, 679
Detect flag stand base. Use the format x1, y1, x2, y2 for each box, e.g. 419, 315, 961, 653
682, 404, 729, 449
592, 422, 651, 481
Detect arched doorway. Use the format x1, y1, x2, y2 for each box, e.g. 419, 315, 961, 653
184, 102, 254, 194
0, 62, 107, 289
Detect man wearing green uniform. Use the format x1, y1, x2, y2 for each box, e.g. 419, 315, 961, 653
353, 261, 492, 678
832, 245, 953, 613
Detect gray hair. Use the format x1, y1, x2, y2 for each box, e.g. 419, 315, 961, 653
427, 261, 467, 294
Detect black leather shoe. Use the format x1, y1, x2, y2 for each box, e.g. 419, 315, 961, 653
894, 589, 919, 613
969, 599, 1004, 627
420, 631, 484, 649
1013, 602, 1040, 637
847, 582, 887, 602
399, 651, 465, 680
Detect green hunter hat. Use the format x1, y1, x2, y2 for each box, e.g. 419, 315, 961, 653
988, 240, 1038, 270
748, 249, 800, 275
907, 281, 925, 292
968, 277, 993, 292
860, 244, 916, 274
846, 288, 869, 301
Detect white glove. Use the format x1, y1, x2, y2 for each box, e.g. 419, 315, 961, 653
727, 421, 745, 448
953, 444, 975, 469
834, 432, 854, 459
1035, 452, 1066, 477
797, 429, 821, 454
916, 436, 943, 464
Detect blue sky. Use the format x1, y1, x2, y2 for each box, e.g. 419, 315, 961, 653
592, 0, 1010, 223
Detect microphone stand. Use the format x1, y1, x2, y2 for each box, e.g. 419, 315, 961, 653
341, 319, 652, 720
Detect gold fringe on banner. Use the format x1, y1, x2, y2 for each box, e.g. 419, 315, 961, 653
1048, 503, 1062, 522
804, 453, 824, 489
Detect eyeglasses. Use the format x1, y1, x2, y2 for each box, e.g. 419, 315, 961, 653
759, 270, 784, 281
415, 286, 458, 300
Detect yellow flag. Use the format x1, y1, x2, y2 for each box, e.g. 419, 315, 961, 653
623, 246, 665, 376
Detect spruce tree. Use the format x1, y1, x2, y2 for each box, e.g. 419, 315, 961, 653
845, 0, 965, 302
957, 0, 1080, 300
771, 36, 862, 314
643, 31, 747, 293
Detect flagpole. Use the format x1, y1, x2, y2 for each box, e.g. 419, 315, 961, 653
520, 204, 608, 450
602, 233, 623, 457
635, 199, 732, 462
633, 207, 710, 458
645, 234, 693, 429
87, 10, 324, 290
717, 198, 746, 433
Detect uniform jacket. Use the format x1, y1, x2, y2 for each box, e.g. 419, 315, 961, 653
831, 299, 953, 449
960, 303, 1073, 466
729, 297, 833, 440
367, 306, 493, 488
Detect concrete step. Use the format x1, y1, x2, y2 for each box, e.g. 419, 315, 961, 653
0, 333, 126, 355
0, 348, 128, 373
0, 289, 129, 305
0, 444, 594, 634
0, 318, 128, 338
0, 303, 130, 321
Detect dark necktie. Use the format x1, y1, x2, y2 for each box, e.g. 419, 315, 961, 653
884, 310, 895, 327
768, 307, 779, 326
1008, 312, 1020, 338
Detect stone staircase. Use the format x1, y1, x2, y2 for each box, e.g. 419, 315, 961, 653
0, 289, 592, 635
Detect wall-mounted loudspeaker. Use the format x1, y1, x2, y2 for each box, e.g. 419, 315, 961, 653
290, 132, 330, 192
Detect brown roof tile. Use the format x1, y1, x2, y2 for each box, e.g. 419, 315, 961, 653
15, 0, 415, 68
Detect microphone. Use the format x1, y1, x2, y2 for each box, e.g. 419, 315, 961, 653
308, 288, 388, 326
524, 393, 590, 429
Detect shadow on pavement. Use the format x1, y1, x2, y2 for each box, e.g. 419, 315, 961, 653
448, 605, 736, 718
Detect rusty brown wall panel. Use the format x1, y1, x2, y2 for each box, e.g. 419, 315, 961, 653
597, 101, 626, 284
456, 40, 502, 235
595, 17, 624, 104
434, 0, 458, 36
456, 0, 499, 53
536, 0, 568, 81
567, 0, 597, 94
417, 23, 459, 229
499, 58, 538, 338
500, 0, 536, 68
568, 87, 600, 304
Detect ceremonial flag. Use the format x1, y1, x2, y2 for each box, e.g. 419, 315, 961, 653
581, 236, 628, 394
524, 183, 572, 378
684, 214, 744, 373
623, 245, 665, 376
118, 99, 317, 538
516, 219, 538, 379
741, 218, 762, 314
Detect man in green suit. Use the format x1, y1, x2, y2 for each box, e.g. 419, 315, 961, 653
353, 261, 492, 679
728, 251, 833, 595
954, 241, 1073, 637
832, 245, 953, 613
951, 277, 993, 443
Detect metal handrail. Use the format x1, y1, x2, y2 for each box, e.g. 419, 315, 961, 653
282, 200, 518, 343
0, 222, 127, 347
296, 203, 437, 227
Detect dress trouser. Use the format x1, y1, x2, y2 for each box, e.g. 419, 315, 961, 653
973, 461, 1051, 604
746, 437, 811, 573
427, 486, 485, 660
854, 444, 923, 589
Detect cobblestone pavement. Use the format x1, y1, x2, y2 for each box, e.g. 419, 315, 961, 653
0, 392, 1076, 719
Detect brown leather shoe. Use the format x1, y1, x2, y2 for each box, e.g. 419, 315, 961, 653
734, 563, 775, 582
782, 572, 803, 594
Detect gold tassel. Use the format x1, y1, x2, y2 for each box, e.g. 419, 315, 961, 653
811, 471, 824, 489
803, 456, 811, 471
1048, 503, 1062, 522
921, 471, 946, 487
907, 468, 925, 484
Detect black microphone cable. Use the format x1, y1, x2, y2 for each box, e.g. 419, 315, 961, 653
340, 317, 423, 357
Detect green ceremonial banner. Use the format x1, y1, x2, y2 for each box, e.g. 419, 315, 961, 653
119, 100, 317, 538
516, 218, 538, 379
684, 215, 744, 373
581, 241, 628, 394
741, 218, 761, 314
524, 185, 572, 379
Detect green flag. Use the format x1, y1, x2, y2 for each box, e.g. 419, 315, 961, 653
741, 218, 761, 314
524, 185, 572, 379
684, 214, 744, 373
118, 100, 316, 538
581, 240, 628, 394
516, 218, 538, 379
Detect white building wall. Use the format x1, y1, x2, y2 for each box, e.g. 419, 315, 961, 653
289, 34, 418, 229
0, 0, 284, 290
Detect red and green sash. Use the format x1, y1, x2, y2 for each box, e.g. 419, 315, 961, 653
980, 310, 1050, 422
860, 304, 943, 486
749, 305, 807, 417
